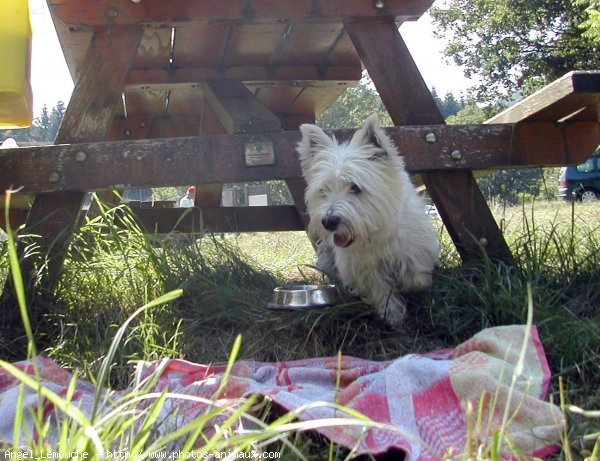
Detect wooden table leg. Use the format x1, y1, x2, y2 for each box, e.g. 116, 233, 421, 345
279, 116, 315, 231
345, 19, 513, 264
285, 176, 311, 230
9, 28, 143, 307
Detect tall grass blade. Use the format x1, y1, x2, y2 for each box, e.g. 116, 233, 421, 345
91, 289, 183, 421
3, 190, 41, 449
495, 282, 534, 456
0, 359, 105, 454
3, 190, 36, 357
212, 334, 243, 400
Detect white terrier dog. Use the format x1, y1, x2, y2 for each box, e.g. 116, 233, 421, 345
297, 114, 440, 325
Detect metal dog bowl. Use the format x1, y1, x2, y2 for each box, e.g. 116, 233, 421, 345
266, 284, 340, 310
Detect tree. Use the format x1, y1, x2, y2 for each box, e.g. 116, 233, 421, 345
445, 99, 491, 124
0, 100, 66, 143
431, 0, 600, 103
431, 88, 465, 118
317, 76, 393, 129
578, 0, 600, 43
38, 105, 52, 140
49, 100, 67, 141
318, 76, 465, 127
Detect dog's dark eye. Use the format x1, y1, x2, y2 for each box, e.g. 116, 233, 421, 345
350, 183, 362, 194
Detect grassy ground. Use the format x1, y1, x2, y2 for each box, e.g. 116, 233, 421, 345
0, 199, 598, 459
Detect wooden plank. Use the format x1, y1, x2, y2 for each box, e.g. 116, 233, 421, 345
129, 207, 204, 234
48, 12, 93, 82
224, 23, 288, 67
287, 85, 350, 118
130, 206, 303, 234
165, 88, 207, 117
15, 27, 144, 300
199, 205, 305, 232
48, 0, 433, 27
132, 27, 172, 69
251, 85, 304, 114
1, 122, 597, 195
54, 29, 143, 143
193, 184, 224, 209
202, 79, 284, 211
172, 25, 230, 68
109, 115, 156, 140
487, 71, 600, 123
148, 116, 211, 138
205, 80, 282, 134
120, 90, 168, 117
202, 79, 278, 209
270, 23, 347, 66
125, 66, 362, 88
281, 116, 314, 231
284, 176, 311, 229
345, 18, 514, 264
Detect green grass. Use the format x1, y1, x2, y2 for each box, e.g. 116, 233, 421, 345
0, 198, 599, 459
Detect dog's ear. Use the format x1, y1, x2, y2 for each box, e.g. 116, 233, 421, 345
351, 113, 395, 161
297, 124, 334, 176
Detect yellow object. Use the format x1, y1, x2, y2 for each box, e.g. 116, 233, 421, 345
0, 0, 33, 128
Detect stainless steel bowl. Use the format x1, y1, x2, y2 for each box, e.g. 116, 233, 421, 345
266, 284, 340, 310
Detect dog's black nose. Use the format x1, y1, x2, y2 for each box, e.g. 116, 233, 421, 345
321, 214, 340, 231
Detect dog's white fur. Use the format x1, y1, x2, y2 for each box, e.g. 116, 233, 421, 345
297, 114, 440, 324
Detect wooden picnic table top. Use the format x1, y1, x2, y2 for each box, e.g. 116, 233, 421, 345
48, 0, 435, 134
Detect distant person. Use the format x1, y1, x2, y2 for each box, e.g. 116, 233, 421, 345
179, 186, 196, 207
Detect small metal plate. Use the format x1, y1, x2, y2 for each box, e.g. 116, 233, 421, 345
244, 141, 275, 167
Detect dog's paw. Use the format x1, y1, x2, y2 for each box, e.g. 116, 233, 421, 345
376, 296, 406, 328
316, 239, 337, 276
399, 271, 433, 293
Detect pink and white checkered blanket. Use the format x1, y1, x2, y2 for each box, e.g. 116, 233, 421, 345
0, 325, 563, 459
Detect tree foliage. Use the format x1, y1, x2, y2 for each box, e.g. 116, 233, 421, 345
317, 75, 464, 128
430, 0, 600, 102
431, 88, 466, 118
577, 0, 600, 42
317, 78, 393, 129
445, 99, 492, 124
0, 101, 66, 143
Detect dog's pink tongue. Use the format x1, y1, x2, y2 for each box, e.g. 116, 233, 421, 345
333, 232, 352, 248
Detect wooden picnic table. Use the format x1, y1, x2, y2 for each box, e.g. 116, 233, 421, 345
1, 0, 599, 303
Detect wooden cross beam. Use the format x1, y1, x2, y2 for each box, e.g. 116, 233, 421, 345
2, 122, 595, 195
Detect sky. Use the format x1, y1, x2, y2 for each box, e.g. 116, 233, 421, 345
28, 0, 473, 116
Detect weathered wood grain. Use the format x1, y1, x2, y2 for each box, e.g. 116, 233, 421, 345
205, 80, 282, 134
487, 71, 600, 123
1, 123, 596, 194
125, 67, 361, 90
48, 0, 433, 27
128, 205, 304, 234
14, 28, 144, 302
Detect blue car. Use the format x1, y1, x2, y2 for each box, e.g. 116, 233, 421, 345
559, 153, 600, 202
